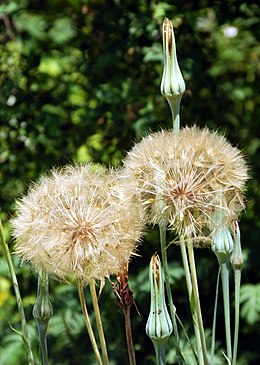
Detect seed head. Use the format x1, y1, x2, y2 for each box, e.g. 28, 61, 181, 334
123, 126, 248, 244
12, 164, 144, 284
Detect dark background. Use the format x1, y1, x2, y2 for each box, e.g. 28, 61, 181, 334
0, 1, 259, 364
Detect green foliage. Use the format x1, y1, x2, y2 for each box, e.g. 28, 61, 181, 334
240, 284, 260, 325
0, 0, 259, 364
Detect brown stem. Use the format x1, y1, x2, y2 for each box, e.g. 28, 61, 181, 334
125, 306, 136, 365
111, 265, 136, 365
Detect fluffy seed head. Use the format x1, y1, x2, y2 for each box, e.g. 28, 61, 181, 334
12, 164, 144, 284
123, 126, 248, 244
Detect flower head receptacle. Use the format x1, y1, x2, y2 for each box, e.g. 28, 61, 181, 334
160, 18, 185, 131
146, 254, 173, 365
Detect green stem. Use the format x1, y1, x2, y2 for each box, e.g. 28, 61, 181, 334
125, 306, 136, 365
167, 96, 181, 131
33, 270, 53, 365
0, 219, 34, 365
232, 268, 241, 365
210, 268, 221, 365
231, 222, 243, 365
187, 243, 209, 365
89, 278, 110, 365
77, 281, 102, 365
179, 236, 204, 365
159, 224, 182, 364
217, 254, 232, 362
154, 341, 167, 365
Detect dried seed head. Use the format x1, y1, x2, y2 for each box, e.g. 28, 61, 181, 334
123, 126, 248, 244
12, 164, 144, 284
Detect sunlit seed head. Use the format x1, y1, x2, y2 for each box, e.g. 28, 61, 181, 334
123, 126, 248, 244
12, 164, 145, 284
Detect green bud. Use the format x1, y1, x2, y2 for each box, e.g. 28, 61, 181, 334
33, 270, 53, 365
212, 195, 234, 256
212, 223, 234, 256
231, 221, 243, 269
161, 18, 185, 98
33, 270, 53, 322
146, 254, 173, 364
160, 18, 185, 131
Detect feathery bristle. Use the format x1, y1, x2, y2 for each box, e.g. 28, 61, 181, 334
12, 164, 145, 284
123, 126, 248, 245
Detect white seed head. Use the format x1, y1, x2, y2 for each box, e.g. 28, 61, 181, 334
12, 164, 145, 284
123, 126, 248, 245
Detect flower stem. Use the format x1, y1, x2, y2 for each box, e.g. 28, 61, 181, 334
159, 224, 182, 364
217, 254, 232, 362
0, 219, 35, 365
231, 222, 243, 365
77, 281, 102, 365
154, 341, 167, 365
187, 243, 209, 365
179, 236, 203, 365
89, 278, 110, 365
167, 96, 181, 132
33, 270, 53, 365
210, 268, 221, 365
232, 269, 241, 365
125, 306, 136, 365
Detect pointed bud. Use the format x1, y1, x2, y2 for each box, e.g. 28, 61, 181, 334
33, 270, 53, 363
160, 18, 185, 130
146, 254, 173, 363
161, 18, 185, 97
231, 221, 243, 270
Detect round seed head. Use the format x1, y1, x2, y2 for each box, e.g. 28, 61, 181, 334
123, 126, 248, 244
12, 164, 144, 284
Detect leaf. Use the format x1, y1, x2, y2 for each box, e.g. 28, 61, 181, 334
240, 283, 260, 325
48, 18, 76, 45
14, 12, 47, 40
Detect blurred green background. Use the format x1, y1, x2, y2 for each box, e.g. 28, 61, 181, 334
0, 0, 259, 364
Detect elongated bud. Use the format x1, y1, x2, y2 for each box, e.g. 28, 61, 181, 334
33, 270, 53, 364
160, 18, 185, 131
146, 254, 173, 364
231, 221, 243, 270
33, 271, 53, 322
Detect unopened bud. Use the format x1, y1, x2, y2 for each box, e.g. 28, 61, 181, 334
212, 195, 234, 257
231, 221, 243, 269
161, 18, 185, 98
160, 18, 185, 131
146, 254, 173, 363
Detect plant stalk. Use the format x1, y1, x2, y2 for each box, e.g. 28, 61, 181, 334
217, 254, 232, 362
187, 243, 208, 365
125, 306, 136, 365
33, 270, 53, 365
231, 222, 243, 365
77, 281, 102, 365
159, 224, 182, 364
154, 341, 167, 365
179, 236, 204, 365
167, 96, 181, 132
210, 268, 221, 365
0, 219, 35, 365
89, 278, 110, 365
232, 269, 241, 365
